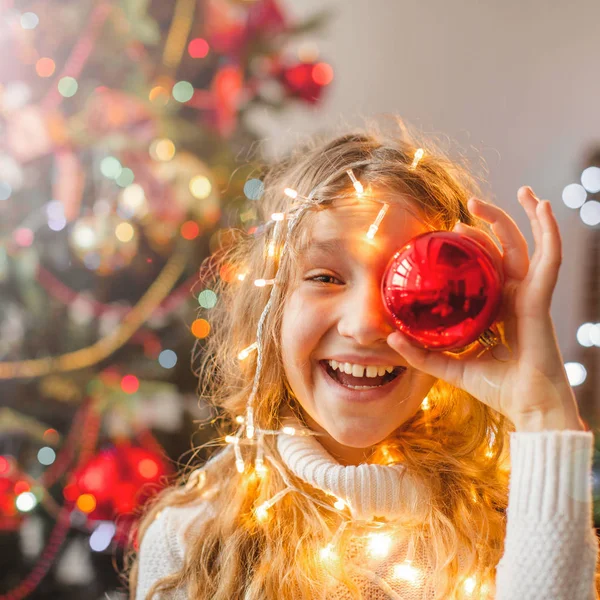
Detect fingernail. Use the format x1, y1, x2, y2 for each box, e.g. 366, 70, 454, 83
388, 332, 403, 346
526, 186, 539, 199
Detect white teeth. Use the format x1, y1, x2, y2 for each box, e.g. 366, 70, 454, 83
351, 364, 365, 377
366, 366, 379, 378
327, 360, 397, 378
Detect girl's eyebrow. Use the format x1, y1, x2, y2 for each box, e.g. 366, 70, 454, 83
301, 238, 347, 257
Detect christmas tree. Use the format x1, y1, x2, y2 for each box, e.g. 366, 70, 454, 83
0, 1, 332, 597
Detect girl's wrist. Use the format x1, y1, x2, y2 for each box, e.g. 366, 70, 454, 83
514, 406, 586, 432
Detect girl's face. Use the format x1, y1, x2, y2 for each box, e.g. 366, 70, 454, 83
281, 198, 438, 464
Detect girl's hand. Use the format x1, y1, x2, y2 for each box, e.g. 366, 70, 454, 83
387, 186, 585, 432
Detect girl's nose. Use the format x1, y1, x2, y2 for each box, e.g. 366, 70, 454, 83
337, 277, 396, 346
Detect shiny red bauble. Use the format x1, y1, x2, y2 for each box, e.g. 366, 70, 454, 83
69, 444, 170, 521
382, 231, 503, 352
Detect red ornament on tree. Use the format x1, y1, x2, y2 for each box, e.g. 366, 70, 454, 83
382, 231, 503, 352
279, 61, 332, 105
68, 443, 170, 547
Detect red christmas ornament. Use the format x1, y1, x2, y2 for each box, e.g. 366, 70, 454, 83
382, 231, 503, 352
279, 61, 330, 105
0, 456, 23, 532
68, 443, 170, 547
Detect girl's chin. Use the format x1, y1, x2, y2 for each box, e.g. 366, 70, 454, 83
319, 417, 401, 448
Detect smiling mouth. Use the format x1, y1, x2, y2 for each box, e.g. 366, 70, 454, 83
320, 361, 407, 389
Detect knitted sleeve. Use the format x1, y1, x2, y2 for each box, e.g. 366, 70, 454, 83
495, 430, 599, 600
135, 501, 214, 600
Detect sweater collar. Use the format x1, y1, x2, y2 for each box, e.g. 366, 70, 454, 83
276, 416, 423, 522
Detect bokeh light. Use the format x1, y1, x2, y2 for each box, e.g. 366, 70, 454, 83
297, 42, 319, 63
219, 263, 237, 283
188, 38, 209, 58
180, 220, 200, 240
149, 86, 169, 106
150, 138, 176, 161
76, 493, 97, 513
562, 183, 586, 209
138, 458, 159, 479
14, 228, 34, 247
115, 222, 135, 242
0, 182, 12, 201
189, 175, 212, 199
158, 349, 177, 369
121, 374, 140, 394
0, 456, 11, 475
312, 62, 334, 86
20, 12, 39, 29
581, 166, 600, 193
120, 184, 148, 217
36, 57, 55, 77
243, 178, 264, 200
14, 480, 30, 495
172, 80, 194, 102
89, 522, 116, 552
577, 323, 595, 347
565, 362, 587, 386
58, 76, 78, 98
580, 200, 600, 226
37, 447, 56, 466
16, 492, 37, 512
43, 428, 60, 445
115, 167, 135, 187
100, 156, 123, 179
198, 289, 217, 308
191, 319, 210, 339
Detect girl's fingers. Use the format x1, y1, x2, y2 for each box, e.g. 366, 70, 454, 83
517, 186, 543, 253
525, 200, 562, 311
467, 197, 530, 280
453, 222, 503, 277
387, 331, 465, 386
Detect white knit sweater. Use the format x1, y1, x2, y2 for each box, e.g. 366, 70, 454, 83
136, 426, 599, 599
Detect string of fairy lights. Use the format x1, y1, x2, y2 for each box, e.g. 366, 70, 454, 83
181, 155, 495, 596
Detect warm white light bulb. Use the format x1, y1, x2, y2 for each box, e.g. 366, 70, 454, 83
271, 213, 285, 221
392, 561, 420, 584
282, 426, 296, 435
284, 188, 298, 199
319, 543, 337, 562
410, 148, 424, 170
255, 462, 268, 478
367, 533, 393, 558
255, 504, 269, 522
333, 498, 345, 510
237, 342, 257, 360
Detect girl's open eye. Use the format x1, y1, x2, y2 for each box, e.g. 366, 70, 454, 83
306, 273, 343, 285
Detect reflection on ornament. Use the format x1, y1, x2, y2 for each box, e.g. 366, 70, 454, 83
382, 231, 502, 351
69, 214, 139, 275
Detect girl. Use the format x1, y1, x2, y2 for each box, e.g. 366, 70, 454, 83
130, 120, 599, 599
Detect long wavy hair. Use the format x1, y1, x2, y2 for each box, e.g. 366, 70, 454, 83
127, 117, 599, 599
